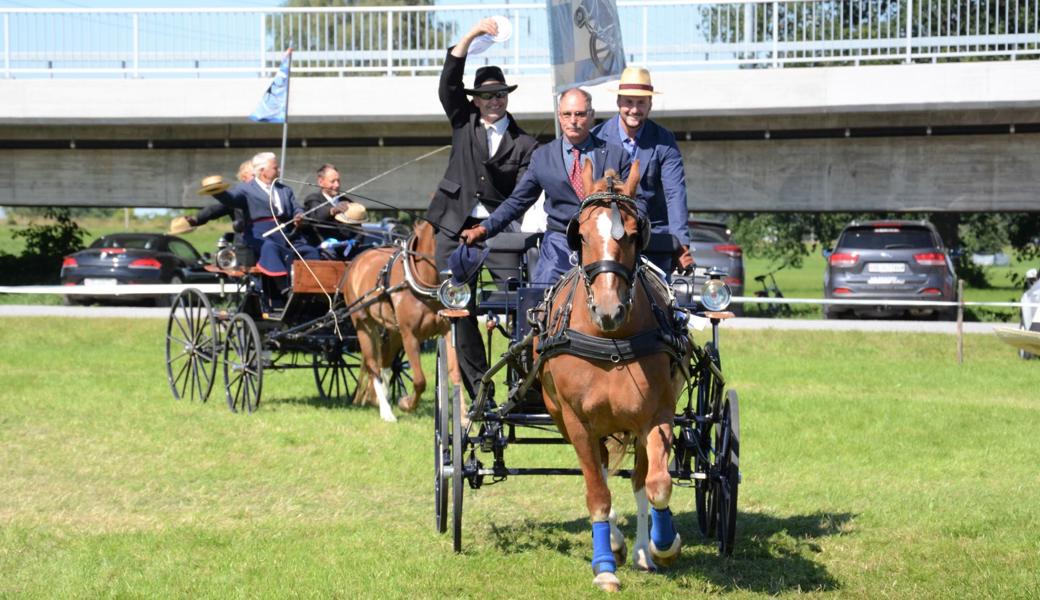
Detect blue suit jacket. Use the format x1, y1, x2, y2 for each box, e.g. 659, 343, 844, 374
482, 135, 636, 237
592, 115, 690, 247
213, 179, 303, 224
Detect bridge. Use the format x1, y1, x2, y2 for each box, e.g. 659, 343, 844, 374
1, 1, 1038, 212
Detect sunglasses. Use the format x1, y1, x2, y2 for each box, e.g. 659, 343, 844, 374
559, 110, 590, 119
474, 90, 509, 100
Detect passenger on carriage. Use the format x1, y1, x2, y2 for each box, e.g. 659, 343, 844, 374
300, 163, 367, 260
210, 151, 320, 296
459, 87, 646, 285
183, 159, 255, 262
591, 67, 695, 276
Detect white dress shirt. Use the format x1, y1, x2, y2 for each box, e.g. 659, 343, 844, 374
469, 116, 510, 219
256, 179, 283, 216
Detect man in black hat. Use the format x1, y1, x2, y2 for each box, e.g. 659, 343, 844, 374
427, 17, 538, 402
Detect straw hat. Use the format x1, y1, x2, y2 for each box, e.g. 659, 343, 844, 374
168, 216, 195, 235
609, 67, 660, 97
197, 175, 230, 196
333, 202, 368, 225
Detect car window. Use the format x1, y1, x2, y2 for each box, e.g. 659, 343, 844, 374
838, 226, 937, 250
90, 236, 151, 249
689, 225, 730, 243
168, 239, 201, 261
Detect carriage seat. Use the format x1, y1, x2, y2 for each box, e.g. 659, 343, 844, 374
478, 232, 542, 315
291, 260, 348, 294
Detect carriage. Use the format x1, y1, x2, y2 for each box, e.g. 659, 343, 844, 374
163, 221, 413, 412
432, 178, 741, 586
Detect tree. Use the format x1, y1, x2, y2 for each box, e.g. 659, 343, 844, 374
274, 0, 451, 74
0, 207, 89, 285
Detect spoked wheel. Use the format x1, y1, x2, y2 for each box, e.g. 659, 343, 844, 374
388, 349, 414, 407
452, 383, 466, 553
694, 343, 722, 538
165, 288, 219, 403
715, 389, 740, 556
312, 351, 359, 404
434, 339, 450, 534
223, 313, 263, 413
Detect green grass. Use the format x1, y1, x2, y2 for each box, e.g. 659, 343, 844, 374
2, 318, 1038, 597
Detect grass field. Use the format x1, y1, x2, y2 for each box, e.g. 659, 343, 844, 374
2, 317, 1037, 598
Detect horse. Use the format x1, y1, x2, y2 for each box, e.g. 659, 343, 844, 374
341, 219, 453, 422
536, 160, 689, 591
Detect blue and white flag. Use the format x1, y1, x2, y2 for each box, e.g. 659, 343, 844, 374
249, 49, 292, 123
547, 0, 626, 92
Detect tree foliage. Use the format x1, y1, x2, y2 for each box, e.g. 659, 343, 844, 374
0, 207, 89, 285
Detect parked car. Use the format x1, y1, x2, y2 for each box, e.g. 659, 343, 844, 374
1018, 268, 1040, 359
823, 219, 957, 319
688, 219, 744, 314
60, 233, 218, 306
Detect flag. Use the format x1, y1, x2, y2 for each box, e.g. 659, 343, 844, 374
547, 0, 626, 92
250, 49, 292, 123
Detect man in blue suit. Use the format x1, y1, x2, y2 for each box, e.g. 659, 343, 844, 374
210, 152, 319, 295
460, 87, 636, 285
592, 67, 693, 275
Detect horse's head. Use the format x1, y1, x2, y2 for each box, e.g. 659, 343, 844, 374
565, 159, 644, 332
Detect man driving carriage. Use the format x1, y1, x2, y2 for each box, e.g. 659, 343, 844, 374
459, 87, 641, 284
209, 152, 320, 297
301, 163, 368, 260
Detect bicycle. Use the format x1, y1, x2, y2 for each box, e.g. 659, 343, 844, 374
753, 266, 792, 318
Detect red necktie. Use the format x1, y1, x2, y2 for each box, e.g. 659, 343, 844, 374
569, 147, 585, 199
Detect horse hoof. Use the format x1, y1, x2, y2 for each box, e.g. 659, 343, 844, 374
631, 547, 656, 572
397, 395, 417, 413
649, 532, 682, 568
380, 411, 397, 423
593, 572, 620, 592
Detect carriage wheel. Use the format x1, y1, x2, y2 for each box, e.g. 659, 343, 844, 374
224, 313, 263, 413
716, 389, 740, 556
165, 288, 218, 403
452, 383, 466, 553
589, 33, 619, 75
388, 349, 414, 407
695, 343, 722, 538
312, 351, 359, 404
434, 339, 450, 534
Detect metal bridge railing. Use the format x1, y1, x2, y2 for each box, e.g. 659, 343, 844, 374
1, 1, 1038, 79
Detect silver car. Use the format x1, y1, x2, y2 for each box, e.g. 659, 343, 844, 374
823, 220, 958, 319
688, 219, 744, 314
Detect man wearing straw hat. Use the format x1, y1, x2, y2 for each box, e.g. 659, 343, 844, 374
427, 16, 538, 402
592, 67, 693, 275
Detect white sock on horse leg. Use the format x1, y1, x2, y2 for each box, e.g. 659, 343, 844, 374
632, 487, 655, 571
372, 374, 396, 423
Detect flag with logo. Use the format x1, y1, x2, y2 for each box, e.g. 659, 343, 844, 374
250, 49, 292, 123
546, 0, 626, 92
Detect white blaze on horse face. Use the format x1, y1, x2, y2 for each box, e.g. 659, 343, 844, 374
594, 211, 616, 263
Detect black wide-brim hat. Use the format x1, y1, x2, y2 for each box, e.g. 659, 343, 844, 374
463, 65, 518, 95
448, 243, 490, 286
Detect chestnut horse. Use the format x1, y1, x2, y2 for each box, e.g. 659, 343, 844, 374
342, 220, 451, 422
537, 161, 688, 591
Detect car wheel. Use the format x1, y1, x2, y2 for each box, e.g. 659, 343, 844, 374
156, 276, 183, 307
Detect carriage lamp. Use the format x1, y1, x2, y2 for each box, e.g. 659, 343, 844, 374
670, 275, 695, 303
438, 279, 471, 309
700, 279, 732, 312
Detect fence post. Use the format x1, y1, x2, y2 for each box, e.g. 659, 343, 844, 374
3, 14, 10, 79
259, 12, 266, 77
956, 279, 964, 364
642, 5, 648, 65
386, 8, 393, 76
905, 0, 914, 64
771, 1, 779, 68
512, 8, 520, 73
132, 13, 139, 78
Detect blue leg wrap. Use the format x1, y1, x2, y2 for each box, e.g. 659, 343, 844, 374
650, 507, 676, 549
591, 521, 617, 574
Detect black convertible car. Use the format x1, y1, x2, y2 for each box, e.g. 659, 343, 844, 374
60, 233, 217, 306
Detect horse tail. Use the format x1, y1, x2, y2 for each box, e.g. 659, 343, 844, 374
604, 432, 636, 475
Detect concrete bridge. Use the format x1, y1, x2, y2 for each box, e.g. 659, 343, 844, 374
1, 2, 1039, 213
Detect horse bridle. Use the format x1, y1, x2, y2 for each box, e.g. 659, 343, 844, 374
573, 190, 641, 314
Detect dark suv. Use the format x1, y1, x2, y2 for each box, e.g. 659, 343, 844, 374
688, 219, 744, 313
824, 220, 957, 319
